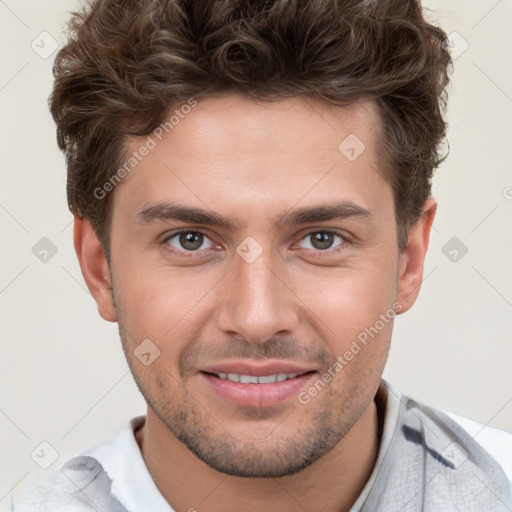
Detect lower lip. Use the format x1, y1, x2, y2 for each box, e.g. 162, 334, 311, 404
200, 372, 316, 408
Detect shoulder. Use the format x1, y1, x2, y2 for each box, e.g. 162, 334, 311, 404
371, 381, 512, 510
11, 418, 145, 512
13, 456, 126, 512
401, 394, 512, 508
445, 410, 512, 483
381, 381, 511, 479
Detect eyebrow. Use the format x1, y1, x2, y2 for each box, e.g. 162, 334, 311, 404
136, 200, 373, 230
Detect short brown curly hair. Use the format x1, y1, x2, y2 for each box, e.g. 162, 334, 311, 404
50, 0, 452, 258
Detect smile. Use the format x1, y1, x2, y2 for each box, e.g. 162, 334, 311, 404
200, 368, 317, 408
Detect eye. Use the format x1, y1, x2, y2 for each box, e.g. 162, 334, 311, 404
164, 230, 216, 252
298, 231, 345, 252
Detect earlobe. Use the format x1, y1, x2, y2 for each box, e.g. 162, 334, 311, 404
396, 198, 437, 314
73, 216, 117, 322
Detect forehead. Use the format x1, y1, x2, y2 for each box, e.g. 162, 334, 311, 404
113, 94, 392, 228
155, 94, 382, 168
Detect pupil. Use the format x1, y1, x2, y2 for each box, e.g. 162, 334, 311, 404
180, 232, 202, 250
312, 232, 333, 250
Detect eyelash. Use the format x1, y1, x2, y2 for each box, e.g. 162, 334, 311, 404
161, 229, 348, 258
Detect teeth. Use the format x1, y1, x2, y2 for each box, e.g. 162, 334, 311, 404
240, 374, 259, 384
258, 374, 278, 384
215, 372, 300, 384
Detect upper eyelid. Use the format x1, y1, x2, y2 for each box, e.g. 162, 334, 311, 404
298, 231, 345, 244
163, 228, 217, 244
163, 229, 217, 249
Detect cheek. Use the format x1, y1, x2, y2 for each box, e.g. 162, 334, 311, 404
113, 262, 220, 347
292, 262, 398, 380
298, 263, 398, 332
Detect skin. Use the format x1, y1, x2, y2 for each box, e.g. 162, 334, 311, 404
74, 94, 436, 512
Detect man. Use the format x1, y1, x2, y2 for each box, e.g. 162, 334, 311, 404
16, 0, 511, 510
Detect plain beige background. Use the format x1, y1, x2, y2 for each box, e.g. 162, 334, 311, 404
1, 0, 511, 507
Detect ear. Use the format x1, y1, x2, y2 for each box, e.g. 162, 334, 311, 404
73, 216, 117, 322
396, 198, 437, 314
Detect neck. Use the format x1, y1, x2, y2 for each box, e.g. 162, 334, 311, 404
136, 400, 381, 512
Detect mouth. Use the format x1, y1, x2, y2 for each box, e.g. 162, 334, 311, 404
198, 363, 318, 408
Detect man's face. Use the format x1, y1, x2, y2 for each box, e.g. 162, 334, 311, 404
108, 94, 402, 477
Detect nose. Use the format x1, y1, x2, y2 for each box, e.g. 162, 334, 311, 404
215, 246, 300, 344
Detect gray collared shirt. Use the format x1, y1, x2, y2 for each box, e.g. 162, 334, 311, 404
13, 380, 512, 511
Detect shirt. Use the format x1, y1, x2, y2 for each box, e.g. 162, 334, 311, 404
13, 380, 512, 511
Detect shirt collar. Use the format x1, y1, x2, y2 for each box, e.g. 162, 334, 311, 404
80, 415, 175, 512
348, 379, 401, 510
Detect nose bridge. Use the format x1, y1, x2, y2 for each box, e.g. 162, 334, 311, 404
215, 242, 298, 342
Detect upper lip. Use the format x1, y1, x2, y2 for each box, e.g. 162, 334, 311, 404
200, 360, 318, 377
